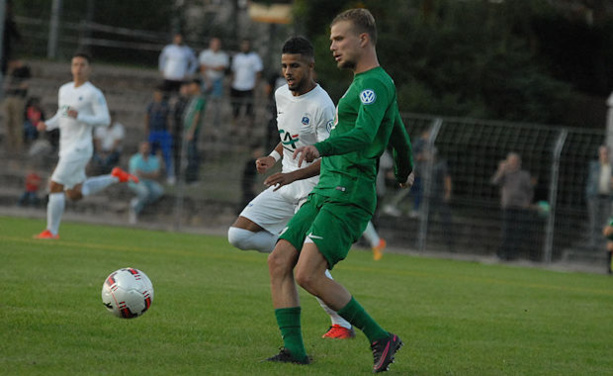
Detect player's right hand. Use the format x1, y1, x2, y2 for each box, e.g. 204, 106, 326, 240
36, 121, 47, 132
264, 172, 296, 191
256, 156, 276, 174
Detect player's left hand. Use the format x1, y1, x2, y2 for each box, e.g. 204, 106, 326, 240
264, 172, 296, 191
399, 171, 415, 189
293, 145, 320, 167
67, 107, 78, 118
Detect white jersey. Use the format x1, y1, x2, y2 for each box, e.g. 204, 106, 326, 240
159, 44, 198, 81
198, 49, 229, 81
231, 52, 263, 91
275, 83, 335, 201
46, 81, 110, 161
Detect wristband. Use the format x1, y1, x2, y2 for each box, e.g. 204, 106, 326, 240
269, 150, 281, 162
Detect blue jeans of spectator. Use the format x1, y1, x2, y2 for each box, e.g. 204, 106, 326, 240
92, 151, 120, 174
206, 78, 224, 99
148, 130, 174, 179
18, 191, 39, 206
129, 180, 164, 215
411, 176, 423, 211
23, 120, 39, 143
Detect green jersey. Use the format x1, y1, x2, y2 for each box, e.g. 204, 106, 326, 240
183, 95, 206, 134
313, 67, 413, 214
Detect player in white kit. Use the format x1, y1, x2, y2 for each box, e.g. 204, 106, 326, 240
228, 37, 361, 339
34, 53, 138, 239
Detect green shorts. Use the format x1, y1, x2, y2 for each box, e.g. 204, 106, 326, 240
279, 193, 371, 269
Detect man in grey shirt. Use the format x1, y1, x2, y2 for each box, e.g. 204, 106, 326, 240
492, 152, 534, 260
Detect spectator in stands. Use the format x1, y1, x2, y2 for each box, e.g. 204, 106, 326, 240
17, 166, 42, 207
172, 81, 190, 180
603, 218, 613, 274
2, 0, 20, 75
158, 32, 198, 96
491, 152, 534, 261
182, 78, 206, 184
199, 37, 229, 99
2, 59, 31, 152
23, 96, 44, 145
383, 129, 433, 217
585, 145, 613, 249
429, 150, 454, 252
238, 144, 264, 214
92, 111, 125, 174
230, 38, 263, 136
199, 37, 228, 135
145, 86, 174, 184
264, 70, 286, 151
128, 141, 164, 224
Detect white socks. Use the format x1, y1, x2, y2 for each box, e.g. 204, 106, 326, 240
47, 192, 65, 236
362, 221, 380, 248
227, 227, 278, 253
81, 175, 119, 196
317, 269, 352, 329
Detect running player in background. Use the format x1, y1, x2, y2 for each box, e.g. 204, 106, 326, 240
34, 52, 137, 239
265, 9, 413, 373
228, 36, 356, 339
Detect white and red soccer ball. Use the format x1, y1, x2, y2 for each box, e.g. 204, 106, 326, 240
101, 268, 154, 319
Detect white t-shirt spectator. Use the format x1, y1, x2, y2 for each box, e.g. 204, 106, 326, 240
159, 44, 198, 81
231, 52, 263, 91
199, 49, 229, 82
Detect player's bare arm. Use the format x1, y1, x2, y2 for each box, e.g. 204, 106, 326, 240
265, 160, 321, 191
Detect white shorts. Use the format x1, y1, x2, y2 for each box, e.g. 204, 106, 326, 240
51, 156, 89, 190
239, 186, 304, 235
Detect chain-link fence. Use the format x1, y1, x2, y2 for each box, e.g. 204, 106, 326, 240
380, 114, 605, 263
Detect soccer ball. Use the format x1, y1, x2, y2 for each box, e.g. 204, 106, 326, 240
101, 268, 154, 319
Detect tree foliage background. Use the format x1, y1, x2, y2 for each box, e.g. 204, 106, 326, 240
294, 0, 613, 127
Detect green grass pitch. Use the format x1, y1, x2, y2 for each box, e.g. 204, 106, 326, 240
1, 216, 612, 375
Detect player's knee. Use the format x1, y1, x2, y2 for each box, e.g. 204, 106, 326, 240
227, 226, 252, 250
267, 249, 291, 277
65, 190, 83, 201
294, 268, 317, 293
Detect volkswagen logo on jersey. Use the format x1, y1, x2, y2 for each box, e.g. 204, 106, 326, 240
301, 116, 310, 125
360, 89, 376, 105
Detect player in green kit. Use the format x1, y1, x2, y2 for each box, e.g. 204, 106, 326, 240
265, 8, 414, 373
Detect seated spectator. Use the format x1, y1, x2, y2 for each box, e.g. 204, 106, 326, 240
23, 96, 44, 144
92, 111, 125, 174
128, 141, 164, 224
17, 167, 42, 207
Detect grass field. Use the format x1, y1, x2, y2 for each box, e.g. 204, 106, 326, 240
1, 216, 612, 375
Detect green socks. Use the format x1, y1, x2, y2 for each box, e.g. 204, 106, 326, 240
338, 296, 389, 343
275, 307, 308, 362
